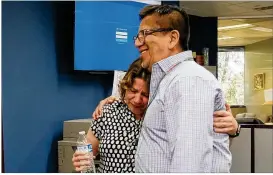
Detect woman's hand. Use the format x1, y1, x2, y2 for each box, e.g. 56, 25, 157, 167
92, 96, 118, 120
213, 103, 238, 135
72, 151, 91, 172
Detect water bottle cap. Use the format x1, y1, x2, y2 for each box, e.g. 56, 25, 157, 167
79, 131, 85, 135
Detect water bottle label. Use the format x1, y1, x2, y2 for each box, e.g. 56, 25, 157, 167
77, 144, 92, 153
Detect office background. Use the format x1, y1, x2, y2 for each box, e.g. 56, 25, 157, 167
2, 1, 272, 173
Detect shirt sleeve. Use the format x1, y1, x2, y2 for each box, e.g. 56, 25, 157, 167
90, 105, 111, 140
164, 76, 231, 172
211, 87, 232, 172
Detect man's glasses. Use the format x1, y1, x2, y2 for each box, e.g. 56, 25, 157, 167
133, 28, 173, 44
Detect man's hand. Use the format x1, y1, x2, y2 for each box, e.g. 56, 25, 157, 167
225, 103, 231, 113
213, 103, 238, 135
92, 96, 118, 120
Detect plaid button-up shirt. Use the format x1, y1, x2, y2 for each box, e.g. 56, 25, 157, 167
135, 51, 232, 173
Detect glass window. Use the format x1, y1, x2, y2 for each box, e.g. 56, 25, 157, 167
218, 47, 245, 105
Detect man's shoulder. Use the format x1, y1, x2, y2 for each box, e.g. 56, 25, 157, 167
164, 62, 221, 90
178, 61, 216, 79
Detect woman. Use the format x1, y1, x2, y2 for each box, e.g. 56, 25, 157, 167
72, 58, 151, 173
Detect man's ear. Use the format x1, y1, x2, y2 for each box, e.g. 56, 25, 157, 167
168, 30, 180, 49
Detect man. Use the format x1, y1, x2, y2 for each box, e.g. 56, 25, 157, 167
133, 4, 231, 172
92, 4, 240, 172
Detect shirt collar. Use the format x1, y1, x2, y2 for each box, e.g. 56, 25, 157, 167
154, 50, 193, 73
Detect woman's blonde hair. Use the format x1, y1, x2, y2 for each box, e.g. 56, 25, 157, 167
119, 58, 151, 100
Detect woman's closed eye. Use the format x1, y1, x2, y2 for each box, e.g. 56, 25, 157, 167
141, 92, 149, 98
129, 88, 149, 98
129, 88, 138, 93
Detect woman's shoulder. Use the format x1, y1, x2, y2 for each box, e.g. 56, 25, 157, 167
102, 99, 124, 114
93, 100, 124, 125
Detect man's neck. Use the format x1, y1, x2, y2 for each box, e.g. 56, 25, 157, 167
157, 48, 184, 64
161, 47, 184, 61
171, 47, 184, 56
148, 48, 184, 72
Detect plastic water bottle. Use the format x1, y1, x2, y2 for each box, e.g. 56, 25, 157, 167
76, 131, 96, 173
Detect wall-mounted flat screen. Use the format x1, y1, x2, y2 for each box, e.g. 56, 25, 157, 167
74, 1, 161, 71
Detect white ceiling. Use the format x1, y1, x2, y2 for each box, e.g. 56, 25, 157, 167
179, 1, 273, 18
218, 18, 273, 46
179, 1, 273, 46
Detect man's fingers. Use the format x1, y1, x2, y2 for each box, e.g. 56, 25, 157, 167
213, 118, 226, 123
92, 105, 102, 120
92, 96, 118, 120
95, 107, 101, 119
107, 98, 115, 103
214, 127, 230, 133
96, 105, 102, 116
214, 121, 237, 135
213, 109, 237, 135
106, 96, 118, 104
213, 122, 233, 128
108, 96, 118, 102
92, 110, 97, 120
214, 116, 233, 123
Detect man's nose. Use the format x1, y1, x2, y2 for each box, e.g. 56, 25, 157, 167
134, 38, 142, 48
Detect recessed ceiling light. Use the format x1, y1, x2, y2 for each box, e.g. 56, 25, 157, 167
218, 24, 253, 31
250, 27, 272, 32
218, 36, 235, 40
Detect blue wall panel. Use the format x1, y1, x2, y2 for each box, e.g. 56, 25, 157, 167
2, 1, 112, 172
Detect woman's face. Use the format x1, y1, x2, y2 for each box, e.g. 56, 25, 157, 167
124, 78, 149, 117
